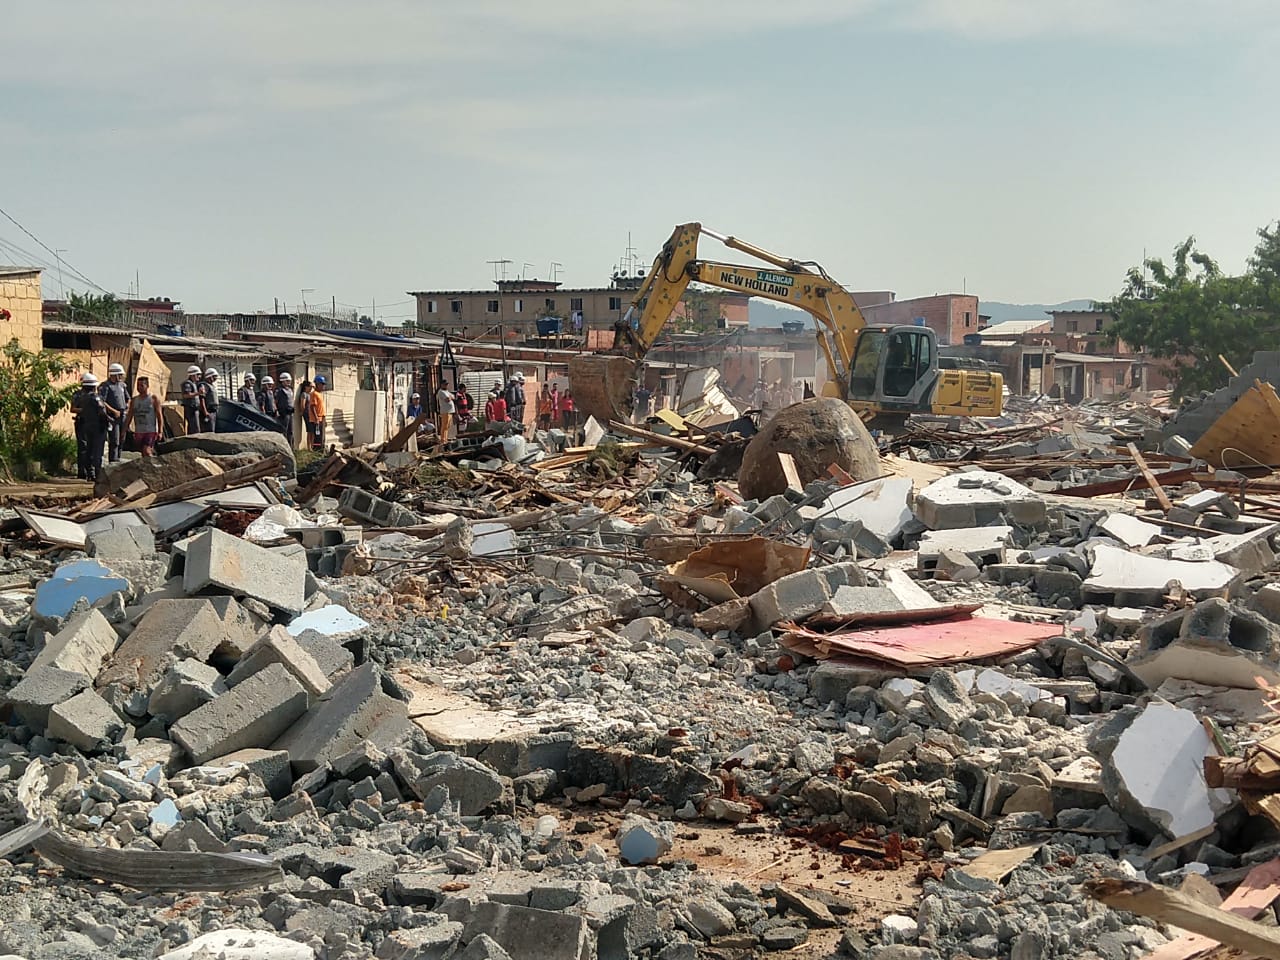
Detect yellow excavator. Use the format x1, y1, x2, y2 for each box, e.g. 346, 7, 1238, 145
568, 222, 1004, 429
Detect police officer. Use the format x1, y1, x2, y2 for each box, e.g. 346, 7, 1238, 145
238, 372, 259, 408
70, 372, 107, 480
99, 362, 131, 462
274, 371, 295, 442
199, 368, 219, 432
181, 364, 203, 435
258, 375, 278, 418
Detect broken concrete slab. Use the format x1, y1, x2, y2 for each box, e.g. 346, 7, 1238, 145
1084, 544, 1240, 604
31, 607, 119, 678
617, 816, 674, 865
460, 902, 589, 960
206, 747, 292, 800
170, 663, 309, 764
819, 475, 914, 543
99, 598, 227, 695
391, 750, 505, 816
1100, 513, 1163, 549
1205, 524, 1279, 577
8, 666, 90, 729
915, 471, 1047, 531
293, 629, 356, 679
226, 625, 331, 698
1097, 701, 1232, 839
918, 526, 1012, 571
183, 527, 307, 616
273, 663, 411, 774
47, 688, 126, 751
1129, 597, 1280, 688
86, 524, 156, 562
147, 659, 225, 722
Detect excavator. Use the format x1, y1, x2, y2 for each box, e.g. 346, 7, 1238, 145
568, 222, 1003, 430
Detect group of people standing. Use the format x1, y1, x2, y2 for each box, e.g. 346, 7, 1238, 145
69, 364, 163, 480
406, 373, 532, 443
536, 382, 575, 432
226, 368, 329, 452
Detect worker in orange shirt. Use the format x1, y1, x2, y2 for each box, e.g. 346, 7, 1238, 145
307, 375, 328, 450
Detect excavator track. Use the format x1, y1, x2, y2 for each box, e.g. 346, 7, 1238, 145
567, 355, 638, 424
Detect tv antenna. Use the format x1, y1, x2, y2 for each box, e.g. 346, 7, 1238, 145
487, 259, 513, 282
550, 261, 563, 283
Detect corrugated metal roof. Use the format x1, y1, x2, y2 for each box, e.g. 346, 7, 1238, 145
0, 266, 41, 277
978, 320, 1051, 337
1054, 352, 1133, 364
44, 321, 145, 337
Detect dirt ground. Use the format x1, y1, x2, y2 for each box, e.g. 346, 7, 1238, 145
0, 478, 93, 504
533, 807, 923, 958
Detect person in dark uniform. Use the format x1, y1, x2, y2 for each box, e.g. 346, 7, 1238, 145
181, 364, 203, 435
258, 375, 278, 420
99, 362, 130, 462
199, 368, 219, 432
274, 372, 295, 442
70, 373, 107, 480
237, 372, 259, 408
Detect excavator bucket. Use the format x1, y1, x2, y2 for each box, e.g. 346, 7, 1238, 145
567, 355, 637, 424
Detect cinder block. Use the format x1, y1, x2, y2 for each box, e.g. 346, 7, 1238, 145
47, 689, 125, 751
99, 598, 226, 695
460, 901, 589, 960
86, 525, 156, 561
8, 666, 90, 729
31, 607, 119, 678
273, 663, 411, 774
148, 658, 224, 721
206, 596, 263, 660
748, 568, 832, 627
183, 528, 307, 616
226, 625, 331, 698
170, 663, 308, 764
338, 487, 420, 529
294, 629, 356, 678
205, 746, 293, 800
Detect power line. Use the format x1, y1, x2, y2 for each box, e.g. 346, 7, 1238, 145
0, 205, 107, 293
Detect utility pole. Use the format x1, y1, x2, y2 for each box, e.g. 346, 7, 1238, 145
487, 259, 513, 378
332, 295, 336, 320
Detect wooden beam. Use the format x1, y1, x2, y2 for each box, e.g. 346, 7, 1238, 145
150, 455, 285, 505
1220, 354, 1239, 378
383, 412, 432, 453
777, 452, 803, 492
606, 420, 715, 456
1085, 877, 1280, 959
1127, 442, 1173, 512
1055, 467, 1194, 498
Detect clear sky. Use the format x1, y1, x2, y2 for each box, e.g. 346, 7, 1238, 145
2, 1, 1277, 319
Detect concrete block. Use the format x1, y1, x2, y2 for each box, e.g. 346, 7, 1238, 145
8, 666, 90, 729
1084, 544, 1240, 604
1099, 513, 1163, 548
817, 586, 905, 619
171, 663, 308, 764
931, 549, 980, 582
206, 596, 263, 659
206, 747, 293, 800
918, 526, 1010, 576
99, 598, 227, 695
392, 750, 505, 816
820, 476, 914, 542
1206, 524, 1279, 577
31, 607, 119, 677
461, 901, 589, 960
983, 563, 1039, 586
916, 470, 1047, 530
809, 660, 900, 703
148, 658, 224, 721
338, 487, 420, 529
748, 568, 831, 627
273, 663, 411, 774
183, 527, 307, 616
293, 629, 356, 679
86, 524, 156, 561
226, 625, 331, 698
375, 922, 463, 959
47, 689, 125, 751
1129, 597, 1280, 689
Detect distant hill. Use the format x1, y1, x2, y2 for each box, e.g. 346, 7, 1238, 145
749, 298, 1097, 329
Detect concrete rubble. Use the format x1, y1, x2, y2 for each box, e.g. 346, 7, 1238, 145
5, 391, 1280, 958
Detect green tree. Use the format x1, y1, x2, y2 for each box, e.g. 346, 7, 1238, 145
65, 291, 126, 327
0, 339, 79, 478
1104, 227, 1280, 399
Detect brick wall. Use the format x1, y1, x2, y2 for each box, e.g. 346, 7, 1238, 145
860, 294, 978, 346
0, 271, 44, 354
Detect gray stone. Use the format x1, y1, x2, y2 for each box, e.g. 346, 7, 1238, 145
761, 926, 808, 950
170, 662, 308, 764
922, 671, 973, 729
460, 902, 589, 960
791, 740, 834, 775
749, 568, 834, 627
931, 549, 980, 582
275, 663, 411, 774
183, 527, 307, 616
8, 666, 90, 729
86, 524, 155, 561
458, 934, 514, 960
775, 884, 836, 928
31, 608, 119, 678
99, 598, 227, 695
226, 625, 330, 698
686, 897, 736, 939
810, 661, 898, 704
47, 689, 125, 751
206, 747, 293, 800
375, 921, 463, 959
294, 628, 356, 678
147, 658, 223, 722
616, 816, 675, 865
392, 750, 504, 816
738, 398, 880, 500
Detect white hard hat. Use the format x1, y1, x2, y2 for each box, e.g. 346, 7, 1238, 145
261, 376, 274, 385
244, 372, 257, 381
516, 373, 526, 382
81, 372, 98, 385
187, 364, 202, 375
279, 372, 292, 382
108, 363, 125, 375
204, 368, 218, 378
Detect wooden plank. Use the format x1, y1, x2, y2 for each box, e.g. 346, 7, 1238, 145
606, 420, 715, 456
1127, 443, 1173, 512
1056, 467, 1195, 498
1191, 382, 1280, 470
384, 412, 431, 453
1087, 876, 1280, 960
1219, 354, 1239, 378
151, 455, 284, 505
1144, 857, 1280, 960
777, 452, 803, 492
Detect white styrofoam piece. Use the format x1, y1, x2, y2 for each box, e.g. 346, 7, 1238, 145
286, 605, 369, 637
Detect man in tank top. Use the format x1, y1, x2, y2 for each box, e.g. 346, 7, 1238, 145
124, 376, 163, 457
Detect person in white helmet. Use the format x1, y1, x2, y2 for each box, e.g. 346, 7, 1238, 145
181, 364, 203, 434
99, 362, 131, 462
199, 368, 219, 432
257, 375, 277, 419
70, 372, 108, 480
274, 372, 295, 442
237, 372, 259, 409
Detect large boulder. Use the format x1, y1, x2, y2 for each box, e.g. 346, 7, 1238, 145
96, 448, 268, 496
158, 431, 296, 476
738, 398, 879, 500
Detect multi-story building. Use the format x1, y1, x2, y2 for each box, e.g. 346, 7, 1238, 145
407, 277, 748, 344
855, 292, 983, 346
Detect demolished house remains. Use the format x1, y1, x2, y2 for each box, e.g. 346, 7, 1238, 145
8, 360, 1280, 960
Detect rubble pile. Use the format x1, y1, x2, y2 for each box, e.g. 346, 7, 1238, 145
6, 384, 1280, 958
